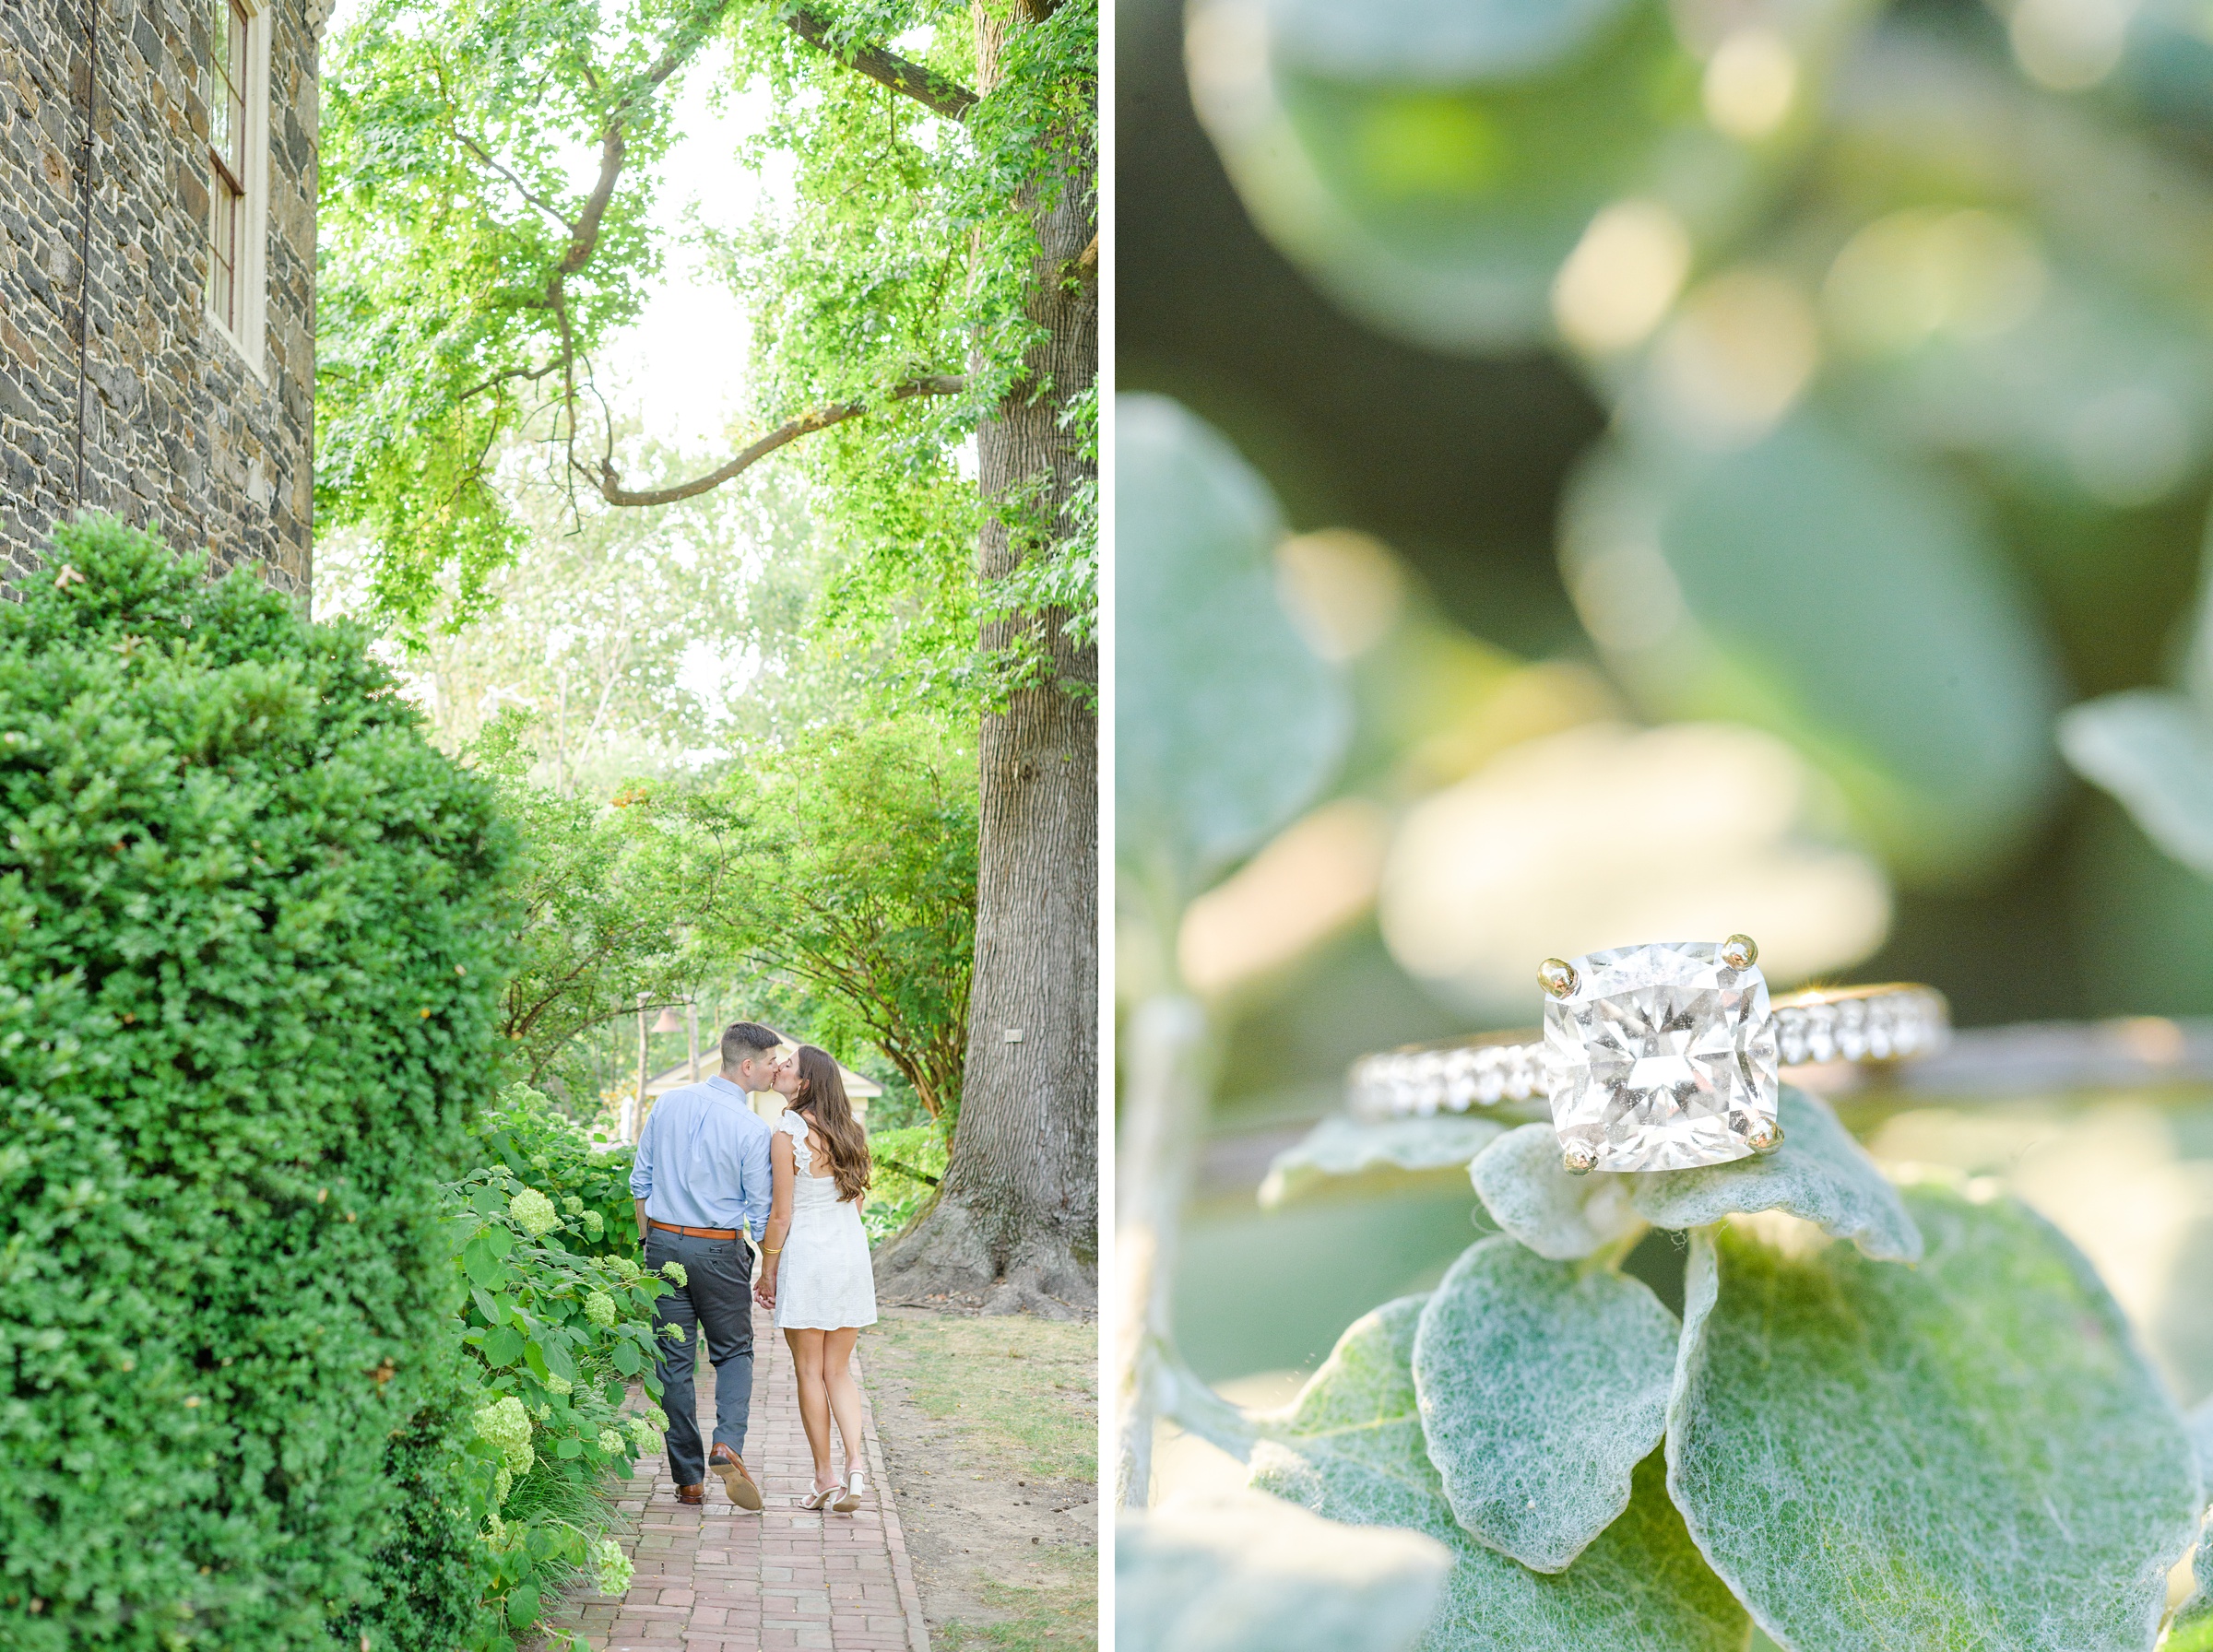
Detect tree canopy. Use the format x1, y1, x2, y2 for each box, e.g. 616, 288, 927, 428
316, 0, 1096, 693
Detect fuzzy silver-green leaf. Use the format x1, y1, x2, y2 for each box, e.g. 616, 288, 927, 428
1253, 1295, 1747, 1652
1467, 1123, 1641, 1260
1413, 1237, 1677, 1572
1117, 1488, 1450, 1652
1668, 1186, 2200, 1652
1627, 1086, 1921, 1262
1263, 1115, 1508, 1209
1116, 395, 1350, 903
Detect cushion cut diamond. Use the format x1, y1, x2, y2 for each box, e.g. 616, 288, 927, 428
1544, 939, 1778, 1173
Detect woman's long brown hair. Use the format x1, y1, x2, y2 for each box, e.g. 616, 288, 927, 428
788, 1045, 872, 1204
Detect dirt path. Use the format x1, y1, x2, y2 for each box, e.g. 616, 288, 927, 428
857, 1307, 1098, 1650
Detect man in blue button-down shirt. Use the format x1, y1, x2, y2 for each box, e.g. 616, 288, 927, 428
630, 1020, 779, 1508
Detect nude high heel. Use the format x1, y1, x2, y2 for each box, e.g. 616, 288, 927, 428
833, 1468, 865, 1513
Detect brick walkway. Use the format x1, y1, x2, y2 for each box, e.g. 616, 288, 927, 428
561, 1329, 929, 1652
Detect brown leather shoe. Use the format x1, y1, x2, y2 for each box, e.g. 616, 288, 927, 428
675, 1482, 705, 1505
709, 1444, 763, 1511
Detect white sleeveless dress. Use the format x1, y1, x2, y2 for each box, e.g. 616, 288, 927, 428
774, 1110, 879, 1330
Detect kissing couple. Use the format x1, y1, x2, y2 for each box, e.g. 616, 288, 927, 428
628, 1020, 880, 1512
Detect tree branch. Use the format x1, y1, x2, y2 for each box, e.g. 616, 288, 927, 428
585, 375, 965, 507
456, 134, 577, 231
781, 6, 977, 123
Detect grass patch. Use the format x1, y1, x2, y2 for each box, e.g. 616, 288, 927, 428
935, 1554, 1097, 1652
860, 1314, 1096, 1483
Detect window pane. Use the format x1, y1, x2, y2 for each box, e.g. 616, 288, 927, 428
226, 79, 245, 177
210, 182, 237, 331
228, 0, 247, 177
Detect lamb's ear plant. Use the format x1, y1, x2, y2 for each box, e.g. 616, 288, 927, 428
1114, 404, 2212, 1652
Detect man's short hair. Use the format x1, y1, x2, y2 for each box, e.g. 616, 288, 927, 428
719, 1021, 783, 1068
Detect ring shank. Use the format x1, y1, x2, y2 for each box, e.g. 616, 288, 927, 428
1346, 983, 1950, 1122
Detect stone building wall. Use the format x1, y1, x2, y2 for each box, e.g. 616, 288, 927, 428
0, 0, 325, 598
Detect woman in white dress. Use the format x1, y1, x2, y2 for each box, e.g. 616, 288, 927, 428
754, 1044, 879, 1512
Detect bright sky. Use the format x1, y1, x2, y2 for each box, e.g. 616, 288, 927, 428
596, 46, 787, 458
319, 1, 783, 460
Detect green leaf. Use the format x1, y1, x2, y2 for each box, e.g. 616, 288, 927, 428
523, 1339, 550, 1381
463, 1236, 507, 1290
1253, 1297, 1746, 1651
483, 1325, 526, 1368
470, 1284, 501, 1326
1562, 412, 2063, 882
556, 1435, 583, 1459
1468, 1124, 1641, 1260
1627, 1086, 1921, 1262
1190, 0, 1724, 352
1261, 1115, 1508, 1209
1116, 395, 1350, 906
1412, 1237, 1676, 1572
483, 1226, 514, 1259
505, 1580, 540, 1630
1117, 1489, 1450, 1652
540, 1335, 577, 1383
2174, 1510, 2213, 1646
1260, 0, 1635, 83
1668, 1186, 2201, 1651
612, 1339, 641, 1376
2058, 690, 2213, 878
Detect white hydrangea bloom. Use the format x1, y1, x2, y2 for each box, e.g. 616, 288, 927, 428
543, 1370, 572, 1397
659, 1260, 688, 1287
474, 1396, 535, 1474
585, 1291, 617, 1328
592, 1538, 633, 1596
598, 1428, 626, 1455
508, 1188, 559, 1238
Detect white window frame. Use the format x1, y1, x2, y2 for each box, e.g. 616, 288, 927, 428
205, 0, 271, 381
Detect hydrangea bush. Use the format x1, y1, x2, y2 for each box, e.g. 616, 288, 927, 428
0, 516, 512, 1648
352, 1146, 670, 1650
469, 1082, 636, 1258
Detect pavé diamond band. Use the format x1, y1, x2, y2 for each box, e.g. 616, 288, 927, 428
1347, 937, 1948, 1175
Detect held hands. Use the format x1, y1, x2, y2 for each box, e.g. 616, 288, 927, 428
753, 1266, 777, 1311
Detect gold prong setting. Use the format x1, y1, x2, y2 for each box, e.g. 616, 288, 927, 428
1746, 1120, 1784, 1154
1537, 957, 1579, 999
1721, 933, 1758, 971
1562, 1140, 1599, 1175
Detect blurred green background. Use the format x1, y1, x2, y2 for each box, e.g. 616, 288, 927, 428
1117, 0, 2213, 1404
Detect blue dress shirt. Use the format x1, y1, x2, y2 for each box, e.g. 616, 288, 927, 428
629, 1076, 774, 1237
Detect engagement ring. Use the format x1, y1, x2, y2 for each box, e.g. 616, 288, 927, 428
1347, 937, 1948, 1174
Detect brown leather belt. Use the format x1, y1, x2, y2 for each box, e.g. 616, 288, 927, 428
648, 1219, 740, 1240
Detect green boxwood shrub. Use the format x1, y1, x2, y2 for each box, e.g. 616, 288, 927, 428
0, 518, 514, 1649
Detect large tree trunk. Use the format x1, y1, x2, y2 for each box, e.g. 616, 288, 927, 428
874, 0, 1098, 1316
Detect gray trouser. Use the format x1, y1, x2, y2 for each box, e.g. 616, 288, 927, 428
642, 1227, 755, 1486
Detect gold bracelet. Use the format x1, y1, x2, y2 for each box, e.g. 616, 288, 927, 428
763, 1245, 783, 1255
